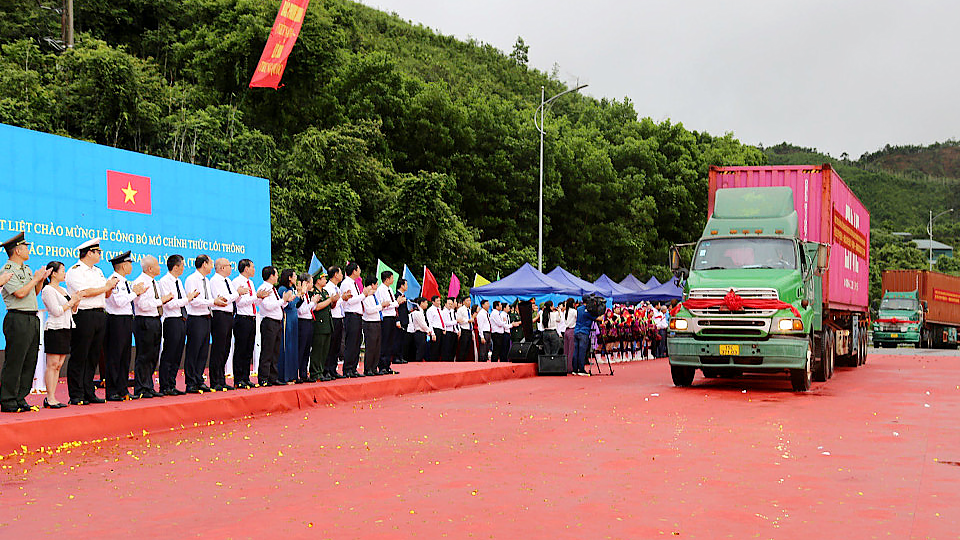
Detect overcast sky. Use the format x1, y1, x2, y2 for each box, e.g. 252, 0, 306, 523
358, 0, 960, 158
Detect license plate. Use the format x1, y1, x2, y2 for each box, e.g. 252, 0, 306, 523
891, 333, 899, 338
719, 344, 740, 356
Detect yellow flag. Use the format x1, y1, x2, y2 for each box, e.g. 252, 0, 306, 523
474, 273, 491, 287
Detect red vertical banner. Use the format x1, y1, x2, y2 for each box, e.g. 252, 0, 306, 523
249, 0, 310, 89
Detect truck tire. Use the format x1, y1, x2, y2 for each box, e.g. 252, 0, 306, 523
701, 368, 720, 378
790, 340, 813, 392
858, 331, 868, 365
671, 365, 695, 387
813, 332, 829, 382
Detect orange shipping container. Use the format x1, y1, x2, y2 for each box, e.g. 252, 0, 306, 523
881, 270, 960, 326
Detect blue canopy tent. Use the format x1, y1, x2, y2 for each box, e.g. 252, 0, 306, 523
618, 274, 649, 292
546, 266, 602, 297
636, 279, 683, 302
471, 263, 581, 305
593, 274, 646, 303
644, 276, 662, 289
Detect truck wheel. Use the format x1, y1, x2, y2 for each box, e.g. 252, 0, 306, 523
790, 340, 813, 392
701, 368, 720, 378
858, 331, 868, 365
671, 365, 695, 387
813, 333, 829, 382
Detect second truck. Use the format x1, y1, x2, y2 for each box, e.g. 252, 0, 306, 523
873, 269, 960, 349
667, 164, 871, 391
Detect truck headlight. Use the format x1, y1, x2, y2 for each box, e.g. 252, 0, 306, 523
777, 319, 803, 332
670, 318, 689, 331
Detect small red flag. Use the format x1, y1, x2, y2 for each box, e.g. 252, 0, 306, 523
422, 266, 440, 301
106, 170, 152, 214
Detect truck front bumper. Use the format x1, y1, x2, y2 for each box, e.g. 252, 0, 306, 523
667, 335, 809, 370
872, 331, 920, 345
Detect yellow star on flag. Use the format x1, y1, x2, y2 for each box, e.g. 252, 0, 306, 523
121, 182, 138, 204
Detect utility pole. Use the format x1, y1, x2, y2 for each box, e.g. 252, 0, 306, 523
61, 0, 74, 48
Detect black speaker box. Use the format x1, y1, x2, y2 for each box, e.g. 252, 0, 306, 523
537, 354, 567, 375
508, 342, 539, 363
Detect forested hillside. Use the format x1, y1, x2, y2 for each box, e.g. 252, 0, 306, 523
0, 0, 765, 287
859, 141, 960, 181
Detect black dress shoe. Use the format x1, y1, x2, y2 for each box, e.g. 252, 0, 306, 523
134, 391, 154, 399
380, 368, 398, 375
319, 374, 333, 382
222, 384, 234, 391
163, 389, 180, 396
294, 379, 305, 384
68, 398, 87, 406
198, 384, 213, 393
345, 372, 359, 378
106, 394, 125, 402
149, 389, 164, 398
185, 387, 202, 394
1, 404, 21, 413
305, 376, 318, 383
395, 359, 408, 364
87, 396, 106, 404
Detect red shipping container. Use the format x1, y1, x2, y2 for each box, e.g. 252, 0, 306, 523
708, 164, 870, 312
881, 270, 960, 327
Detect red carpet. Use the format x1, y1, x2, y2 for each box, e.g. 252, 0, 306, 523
1, 352, 958, 539
0, 362, 535, 455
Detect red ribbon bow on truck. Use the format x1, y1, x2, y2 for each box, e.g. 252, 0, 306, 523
683, 289, 801, 317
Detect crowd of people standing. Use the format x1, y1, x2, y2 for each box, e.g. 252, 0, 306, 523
0, 231, 672, 414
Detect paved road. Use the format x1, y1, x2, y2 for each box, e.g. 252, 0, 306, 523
1, 351, 958, 539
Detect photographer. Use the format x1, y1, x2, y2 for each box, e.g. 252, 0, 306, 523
572, 295, 604, 376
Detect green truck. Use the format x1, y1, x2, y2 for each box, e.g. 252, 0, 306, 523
873, 269, 960, 348
667, 165, 871, 392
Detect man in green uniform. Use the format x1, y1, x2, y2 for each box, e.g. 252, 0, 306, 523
309, 269, 338, 382
1, 232, 50, 413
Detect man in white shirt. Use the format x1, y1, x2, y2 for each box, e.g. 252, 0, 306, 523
157, 254, 199, 395
456, 296, 474, 361
499, 305, 514, 362
361, 275, 387, 376
489, 302, 504, 362
258, 265, 294, 386
209, 258, 247, 391
183, 254, 228, 393
653, 304, 669, 358
66, 238, 119, 405
339, 263, 363, 377
408, 297, 433, 362
475, 299, 492, 362
131, 255, 172, 398
441, 298, 459, 362
232, 258, 267, 389
103, 251, 147, 401
295, 272, 319, 383
323, 266, 345, 379
425, 295, 445, 361
376, 270, 402, 374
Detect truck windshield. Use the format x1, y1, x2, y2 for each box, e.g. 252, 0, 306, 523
880, 298, 918, 311
692, 238, 797, 270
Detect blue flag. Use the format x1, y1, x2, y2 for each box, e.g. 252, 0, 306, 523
309, 253, 324, 276
403, 264, 421, 307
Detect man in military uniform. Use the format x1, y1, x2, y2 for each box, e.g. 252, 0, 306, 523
66, 238, 119, 405
308, 269, 338, 382
0, 233, 50, 413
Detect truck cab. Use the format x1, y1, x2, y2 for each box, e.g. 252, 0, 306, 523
668, 187, 830, 392
872, 291, 923, 348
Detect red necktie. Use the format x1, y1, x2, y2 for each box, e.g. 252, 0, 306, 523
247, 279, 254, 316
438, 307, 445, 329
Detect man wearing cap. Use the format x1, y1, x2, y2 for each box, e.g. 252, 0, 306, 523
104, 251, 147, 401
66, 238, 119, 405
308, 268, 338, 382
0, 233, 50, 413
131, 255, 172, 399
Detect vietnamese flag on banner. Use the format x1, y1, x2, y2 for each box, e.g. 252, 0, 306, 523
422, 266, 440, 301
249, 0, 311, 89
106, 170, 152, 214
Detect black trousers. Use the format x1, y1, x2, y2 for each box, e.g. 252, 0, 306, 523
490, 333, 504, 362
104, 314, 133, 397
362, 320, 381, 374
477, 331, 492, 362
310, 329, 331, 379
184, 315, 211, 390
441, 331, 458, 361
380, 316, 397, 368
232, 315, 256, 384
208, 311, 233, 388
325, 317, 344, 375
133, 316, 162, 394
403, 331, 415, 362
457, 328, 474, 361
159, 317, 186, 391
0, 311, 39, 408
297, 318, 313, 380
68, 308, 106, 401
258, 317, 282, 384
501, 335, 512, 362
430, 330, 444, 361
414, 331, 428, 362
342, 313, 362, 374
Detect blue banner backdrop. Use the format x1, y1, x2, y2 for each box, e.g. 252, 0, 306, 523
0, 123, 271, 349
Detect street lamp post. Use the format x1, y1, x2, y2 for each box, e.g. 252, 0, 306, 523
928, 208, 954, 270
534, 84, 588, 272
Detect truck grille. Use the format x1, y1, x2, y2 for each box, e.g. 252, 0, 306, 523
687, 288, 781, 317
